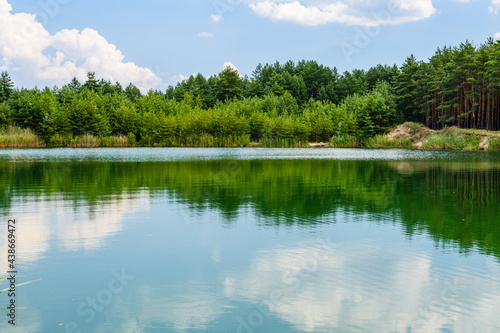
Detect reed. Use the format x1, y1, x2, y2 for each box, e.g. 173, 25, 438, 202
260, 136, 308, 148
100, 135, 130, 147
330, 134, 358, 148
0, 126, 45, 148
68, 134, 101, 148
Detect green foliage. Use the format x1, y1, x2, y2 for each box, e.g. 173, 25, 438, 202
0, 103, 11, 127
0, 71, 14, 103
422, 134, 482, 150
2, 38, 500, 147
488, 137, 500, 150
83, 72, 100, 92
330, 134, 358, 148
127, 132, 136, 146
218, 66, 244, 101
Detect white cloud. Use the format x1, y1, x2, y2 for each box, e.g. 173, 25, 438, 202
222, 62, 243, 78
223, 61, 239, 73
198, 32, 215, 38
171, 73, 196, 83
211, 14, 222, 22
247, 0, 437, 26
489, 0, 500, 13
494, 32, 500, 40
224, 241, 500, 332
0, 0, 160, 92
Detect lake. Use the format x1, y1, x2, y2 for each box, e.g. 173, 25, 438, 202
1, 148, 500, 333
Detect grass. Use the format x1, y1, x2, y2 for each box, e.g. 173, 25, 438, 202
446, 127, 500, 137
68, 134, 101, 148
421, 134, 482, 150
101, 135, 130, 147
488, 137, 500, 150
330, 134, 358, 148
403, 121, 430, 132
1, 276, 41, 310
0, 126, 45, 148
177, 134, 251, 148
260, 136, 308, 148
366, 135, 413, 148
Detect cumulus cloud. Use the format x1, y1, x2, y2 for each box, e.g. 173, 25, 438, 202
171, 73, 196, 83
223, 61, 239, 73
222, 61, 243, 78
0, 0, 160, 91
495, 32, 500, 40
247, 0, 437, 26
198, 32, 215, 38
490, 0, 500, 13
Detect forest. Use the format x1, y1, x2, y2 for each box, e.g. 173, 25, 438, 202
0, 38, 499, 147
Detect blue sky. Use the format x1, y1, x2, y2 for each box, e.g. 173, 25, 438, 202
0, 0, 499, 92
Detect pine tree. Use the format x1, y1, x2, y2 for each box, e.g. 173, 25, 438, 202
0, 71, 14, 103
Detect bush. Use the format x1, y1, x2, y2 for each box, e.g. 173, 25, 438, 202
127, 132, 136, 146
49, 133, 73, 147
488, 137, 500, 150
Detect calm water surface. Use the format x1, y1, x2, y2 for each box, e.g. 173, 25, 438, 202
1, 148, 500, 333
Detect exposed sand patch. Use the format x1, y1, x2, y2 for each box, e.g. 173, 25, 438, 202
387, 123, 435, 149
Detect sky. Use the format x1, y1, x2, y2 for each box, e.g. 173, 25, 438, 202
0, 0, 499, 92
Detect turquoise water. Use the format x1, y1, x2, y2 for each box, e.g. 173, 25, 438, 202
1, 148, 500, 333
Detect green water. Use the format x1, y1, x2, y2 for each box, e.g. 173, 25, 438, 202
0, 148, 499, 333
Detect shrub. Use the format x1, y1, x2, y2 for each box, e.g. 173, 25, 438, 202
488, 137, 500, 150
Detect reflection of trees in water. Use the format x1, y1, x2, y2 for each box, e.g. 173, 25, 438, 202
1, 159, 499, 258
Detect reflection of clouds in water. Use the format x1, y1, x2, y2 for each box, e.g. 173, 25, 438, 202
0, 191, 150, 269
83, 240, 500, 332
224, 241, 500, 333
54, 193, 150, 251
108, 284, 229, 333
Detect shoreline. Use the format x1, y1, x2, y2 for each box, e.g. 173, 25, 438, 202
1, 123, 500, 151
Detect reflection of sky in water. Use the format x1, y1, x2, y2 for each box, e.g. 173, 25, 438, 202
4, 197, 496, 333
1, 149, 500, 332
0, 192, 150, 265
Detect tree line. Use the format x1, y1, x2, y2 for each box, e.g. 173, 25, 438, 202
0, 38, 499, 147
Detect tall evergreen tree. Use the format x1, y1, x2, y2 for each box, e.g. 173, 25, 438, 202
0, 71, 14, 103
